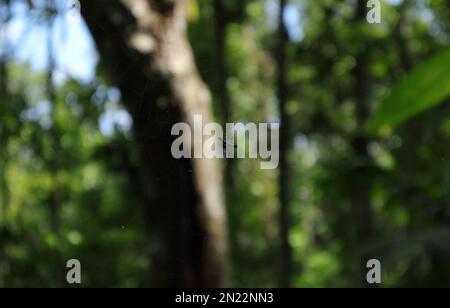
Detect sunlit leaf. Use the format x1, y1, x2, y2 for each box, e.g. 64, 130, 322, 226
367, 48, 450, 133
187, 0, 199, 23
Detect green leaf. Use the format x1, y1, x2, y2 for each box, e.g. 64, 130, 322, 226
187, 0, 199, 23
366, 48, 450, 134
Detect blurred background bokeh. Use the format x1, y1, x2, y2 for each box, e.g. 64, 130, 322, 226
1, 0, 450, 288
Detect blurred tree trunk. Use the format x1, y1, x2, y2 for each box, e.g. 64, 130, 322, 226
81, 0, 227, 287
394, 0, 414, 72
0, 61, 9, 218
351, 0, 375, 286
213, 0, 239, 282
213, 0, 234, 205
45, 16, 65, 287
277, 0, 293, 288
46, 16, 62, 239
0, 0, 11, 220
213, 0, 230, 129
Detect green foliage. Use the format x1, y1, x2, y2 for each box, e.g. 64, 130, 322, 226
367, 48, 450, 133
0, 62, 148, 287
2, 0, 450, 288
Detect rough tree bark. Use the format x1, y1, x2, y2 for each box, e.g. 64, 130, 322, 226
80, 0, 227, 287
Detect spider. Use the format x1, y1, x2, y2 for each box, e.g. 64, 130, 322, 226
69, 0, 81, 13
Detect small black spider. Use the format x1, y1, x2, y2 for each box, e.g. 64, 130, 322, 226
220, 137, 238, 149
69, 0, 81, 13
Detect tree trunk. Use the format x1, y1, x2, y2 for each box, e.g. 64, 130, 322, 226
351, 0, 375, 286
0, 60, 9, 217
81, 0, 228, 288
277, 0, 293, 288
213, 0, 240, 283
394, 0, 414, 72
0, 0, 11, 220
213, 0, 230, 127
213, 0, 234, 204
46, 18, 65, 286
